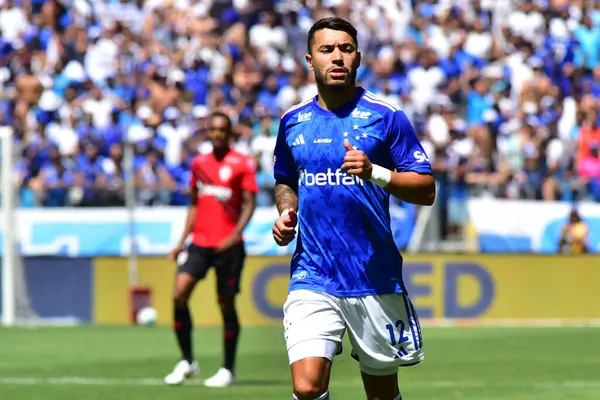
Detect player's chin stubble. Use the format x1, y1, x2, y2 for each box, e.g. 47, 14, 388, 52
315, 70, 356, 90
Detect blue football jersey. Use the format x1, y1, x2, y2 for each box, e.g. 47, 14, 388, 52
274, 88, 432, 297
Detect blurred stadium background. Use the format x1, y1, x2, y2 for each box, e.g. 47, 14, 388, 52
0, 0, 599, 399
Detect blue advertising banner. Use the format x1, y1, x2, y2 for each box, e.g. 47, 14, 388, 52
0, 257, 93, 323
0, 203, 415, 257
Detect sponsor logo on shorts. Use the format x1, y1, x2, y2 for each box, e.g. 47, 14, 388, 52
292, 270, 307, 280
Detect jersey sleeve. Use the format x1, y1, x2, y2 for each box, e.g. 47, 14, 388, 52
242, 156, 259, 193
273, 117, 298, 183
387, 110, 433, 174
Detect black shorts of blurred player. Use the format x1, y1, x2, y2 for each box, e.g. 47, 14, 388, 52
177, 242, 246, 298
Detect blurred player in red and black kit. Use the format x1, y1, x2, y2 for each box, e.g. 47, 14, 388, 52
164, 111, 258, 387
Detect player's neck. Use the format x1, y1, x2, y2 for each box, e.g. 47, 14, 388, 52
316, 85, 359, 111
212, 146, 230, 160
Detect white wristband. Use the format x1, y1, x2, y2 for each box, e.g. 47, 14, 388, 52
369, 164, 392, 188
280, 209, 289, 217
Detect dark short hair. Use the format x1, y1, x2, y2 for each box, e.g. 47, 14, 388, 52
307, 17, 358, 54
209, 110, 233, 131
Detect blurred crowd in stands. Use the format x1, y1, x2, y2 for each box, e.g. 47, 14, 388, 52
1, 0, 600, 235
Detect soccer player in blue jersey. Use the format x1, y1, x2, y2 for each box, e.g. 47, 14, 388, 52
271, 18, 435, 400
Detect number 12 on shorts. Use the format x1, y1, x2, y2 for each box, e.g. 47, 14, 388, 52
385, 320, 409, 358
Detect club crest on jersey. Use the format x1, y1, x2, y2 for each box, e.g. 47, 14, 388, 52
351, 109, 371, 119
219, 165, 232, 182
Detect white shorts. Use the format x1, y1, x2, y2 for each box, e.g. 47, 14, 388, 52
283, 289, 424, 376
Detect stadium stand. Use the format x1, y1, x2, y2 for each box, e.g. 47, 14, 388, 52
1, 0, 599, 240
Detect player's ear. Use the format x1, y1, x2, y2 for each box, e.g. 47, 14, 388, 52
355, 51, 362, 69
305, 53, 314, 71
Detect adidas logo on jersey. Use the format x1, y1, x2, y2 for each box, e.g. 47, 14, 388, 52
291, 134, 305, 147
298, 168, 363, 187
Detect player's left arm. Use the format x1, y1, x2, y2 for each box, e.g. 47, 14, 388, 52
225, 157, 258, 244
233, 189, 256, 238
342, 110, 435, 206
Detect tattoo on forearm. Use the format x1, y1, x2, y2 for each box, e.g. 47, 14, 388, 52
275, 184, 298, 214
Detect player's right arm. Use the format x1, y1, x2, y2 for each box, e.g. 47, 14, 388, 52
272, 117, 299, 247
169, 160, 199, 261
274, 183, 298, 215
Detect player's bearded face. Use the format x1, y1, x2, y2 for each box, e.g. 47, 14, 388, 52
306, 29, 360, 89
